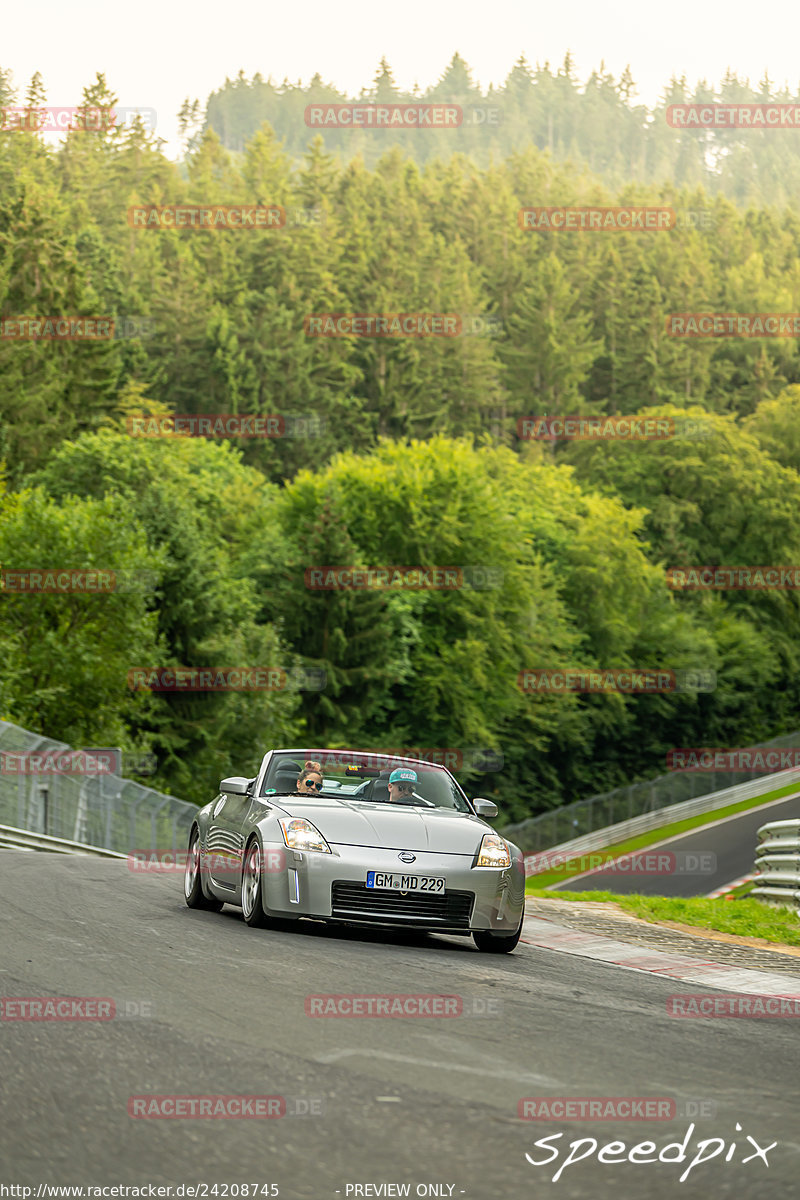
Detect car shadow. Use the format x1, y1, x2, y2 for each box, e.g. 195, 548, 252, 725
214, 904, 475, 952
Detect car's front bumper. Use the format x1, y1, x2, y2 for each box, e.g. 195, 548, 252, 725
259, 841, 525, 933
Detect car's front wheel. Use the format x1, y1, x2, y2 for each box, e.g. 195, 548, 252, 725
184, 828, 223, 912
473, 917, 523, 954
242, 839, 272, 927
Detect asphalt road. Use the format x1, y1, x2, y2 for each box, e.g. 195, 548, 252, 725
1, 851, 798, 1199
551, 791, 800, 896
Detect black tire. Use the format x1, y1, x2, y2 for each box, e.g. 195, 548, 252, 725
241, 839, 272, 928
184, 827, 223, 911
473, 917, 523, 954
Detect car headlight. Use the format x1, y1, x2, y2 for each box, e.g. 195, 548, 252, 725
278, 817, 331, 853
475, 833, 511, 868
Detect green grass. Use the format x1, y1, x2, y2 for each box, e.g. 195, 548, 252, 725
524, 780, 800, 889
527, 888, 800, 947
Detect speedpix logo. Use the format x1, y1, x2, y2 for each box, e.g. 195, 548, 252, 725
524, 1122, 776, 1184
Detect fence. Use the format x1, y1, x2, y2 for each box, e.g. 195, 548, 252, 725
752, 819, 800, 910
0, 718, 197, 856
500, 728, 800, 856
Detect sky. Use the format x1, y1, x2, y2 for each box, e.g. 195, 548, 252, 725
5, 0, 800, 158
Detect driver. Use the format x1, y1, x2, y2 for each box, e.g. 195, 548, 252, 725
387, 766, 418, 803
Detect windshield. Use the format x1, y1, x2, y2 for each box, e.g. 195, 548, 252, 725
260, 749, 472, 812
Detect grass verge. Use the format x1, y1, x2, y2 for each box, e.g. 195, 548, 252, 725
527, 888, 800, 947
524, 780, 799, 890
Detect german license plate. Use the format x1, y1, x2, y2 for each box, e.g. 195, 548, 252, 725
366, 871, 445, 893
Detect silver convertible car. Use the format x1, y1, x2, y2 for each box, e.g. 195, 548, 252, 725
184, 749, 526, 952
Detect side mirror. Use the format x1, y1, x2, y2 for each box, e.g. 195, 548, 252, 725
472, 797, 499, 819
219, 776, 250, 796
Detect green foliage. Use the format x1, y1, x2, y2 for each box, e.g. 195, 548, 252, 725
0, 486, 163, 746
30, 432, 300, 800
2, 64, 800, 818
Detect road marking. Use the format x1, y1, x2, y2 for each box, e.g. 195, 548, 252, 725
314, 1048, 560, 1085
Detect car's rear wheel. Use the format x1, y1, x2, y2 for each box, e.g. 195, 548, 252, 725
242, 839, 272, 927
184, 828, 223, 911
473, 917, 523, 954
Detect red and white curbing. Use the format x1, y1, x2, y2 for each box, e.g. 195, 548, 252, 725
521, 908, 800, 996
706, 873, 756, 900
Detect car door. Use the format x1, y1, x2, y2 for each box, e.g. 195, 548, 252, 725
206, 787, 254, 900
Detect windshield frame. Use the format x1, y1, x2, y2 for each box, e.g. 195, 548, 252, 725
257, 748, 473, 814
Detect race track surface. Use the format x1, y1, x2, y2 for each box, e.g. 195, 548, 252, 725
551, 791, 800, 896
1, 851, 798, 1199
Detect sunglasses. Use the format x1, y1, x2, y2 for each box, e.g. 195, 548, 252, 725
304, 779, 323, 790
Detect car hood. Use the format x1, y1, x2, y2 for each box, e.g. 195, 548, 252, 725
269, 796, 491, 855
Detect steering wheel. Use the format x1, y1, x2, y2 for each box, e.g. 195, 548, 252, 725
395, 793, 436, 808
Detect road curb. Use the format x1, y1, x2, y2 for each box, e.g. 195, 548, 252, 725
521, 911, 800, 995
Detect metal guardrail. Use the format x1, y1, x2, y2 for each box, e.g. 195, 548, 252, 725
752, 819, 800, 910
0, 718, 197, 856
501, 728, 800, 855
519, 767, 800, 875
0, 824, 127, 857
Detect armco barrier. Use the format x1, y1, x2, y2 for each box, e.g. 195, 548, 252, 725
0, 718, 197, 855
518, 766, 800, 877
0, 824, 127, 857
752, 818, 800, 910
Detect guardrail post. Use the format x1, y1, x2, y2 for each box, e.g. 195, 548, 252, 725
104, 774, 116, 848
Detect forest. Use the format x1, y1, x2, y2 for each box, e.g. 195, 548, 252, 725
2, 65, 800, 816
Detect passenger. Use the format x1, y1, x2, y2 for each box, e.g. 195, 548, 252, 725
296, 760, 324, 793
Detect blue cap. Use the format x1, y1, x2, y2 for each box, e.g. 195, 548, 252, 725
389, 767, 417, 785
